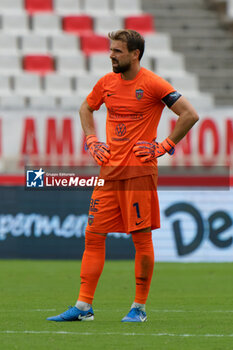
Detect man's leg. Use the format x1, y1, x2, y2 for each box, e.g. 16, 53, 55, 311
47, 181, 123, 322
122, 227, 154, 322
77, 230, 107, 306
47, 230, 106, 322
131, 227, 154, 305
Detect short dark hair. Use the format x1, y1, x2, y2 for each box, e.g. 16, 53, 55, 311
108, 29, 145, 61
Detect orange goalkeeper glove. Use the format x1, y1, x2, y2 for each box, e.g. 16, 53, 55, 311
133, 137, 175, 163
86, 135, 110, 166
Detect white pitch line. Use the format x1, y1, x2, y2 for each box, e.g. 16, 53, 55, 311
0, 309, 56, 313
0, 330, 233, 338
94, 309, 233, 314
150, 309, 233, 313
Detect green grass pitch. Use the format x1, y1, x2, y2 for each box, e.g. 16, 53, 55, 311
1, 260, 233, 350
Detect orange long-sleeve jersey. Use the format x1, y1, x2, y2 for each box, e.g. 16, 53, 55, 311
86, 67, 175, 180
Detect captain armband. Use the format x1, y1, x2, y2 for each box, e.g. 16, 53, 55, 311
162, 91, 182, 108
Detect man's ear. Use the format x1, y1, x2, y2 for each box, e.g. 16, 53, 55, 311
133, 49, 140, 61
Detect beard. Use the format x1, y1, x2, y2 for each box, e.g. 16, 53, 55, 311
112, 60, 131, 73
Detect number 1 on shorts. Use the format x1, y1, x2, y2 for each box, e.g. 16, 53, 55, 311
133, 202, 141, 218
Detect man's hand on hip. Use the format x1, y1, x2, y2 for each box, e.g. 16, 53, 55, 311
86, 135, 110, 166
133, 137, 175, 163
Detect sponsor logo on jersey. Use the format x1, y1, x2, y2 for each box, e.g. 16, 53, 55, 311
115, 123, 126, 136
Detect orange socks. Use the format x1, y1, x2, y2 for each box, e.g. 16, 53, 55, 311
78, 231, 154, 306
132, 232, 154, 304
78, 231, 106, 304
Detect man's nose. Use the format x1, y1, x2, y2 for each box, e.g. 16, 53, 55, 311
110, 51, 115, 59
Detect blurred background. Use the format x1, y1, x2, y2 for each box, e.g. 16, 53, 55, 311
0, 0, 232, 262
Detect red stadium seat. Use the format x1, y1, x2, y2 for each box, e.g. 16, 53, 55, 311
63, 15, 93, 36
25, 0, 53, 14
80, 34, 109, 55
23, 55, 54, 75
125, 14, 155, 35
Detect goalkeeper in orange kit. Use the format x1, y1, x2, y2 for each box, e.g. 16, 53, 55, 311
47, 29, 198, 322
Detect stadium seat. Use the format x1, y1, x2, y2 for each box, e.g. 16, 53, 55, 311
153, 54, 185, 74
113, 0, 141, 15
44, 74, 73, 96
56, 55, 86, 76
81, 34, 109, 55
14, 74, 42, 96
2, 14, 29, 34
50, 34, 80, 55
0, 96, 26, 108
21, 35, 49, 54
54, 0, 82, 15
94, 15, 124, 36
23, 55, 54, 75
88, 53, 112, 74
169, 74, 199, 93
0, 35, 19, 54
63, 15, 93, 35
0, 76, 11, 96
186, 93, 214, 109
140, 56, 153, 71
0, 56, 21, 75
29, 96, 57, 108
227, 0, 233, 18
74, 74, 102, 98
0, 0, 24, 14
25, 0, 53, 14
144, 33, 171, 54
59, 96, 83, 108
83, 0, 110, 16
32, 14, 61, 35
125, 14, 155, 35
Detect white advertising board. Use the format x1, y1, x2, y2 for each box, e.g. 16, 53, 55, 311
0, 107, 232, 169
154, 188, 233, 262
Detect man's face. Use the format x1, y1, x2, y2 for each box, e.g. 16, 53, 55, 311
110, 40, 134, 73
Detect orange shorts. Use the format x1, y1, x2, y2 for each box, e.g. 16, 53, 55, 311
86, 174, 160, 234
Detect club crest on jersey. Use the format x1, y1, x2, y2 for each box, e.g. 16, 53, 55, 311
88, 215, 94, 225
135, 89, 144, 100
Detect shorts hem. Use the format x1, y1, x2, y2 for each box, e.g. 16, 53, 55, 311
127, 224, 160, 233
86, 225, 160, 235
86, 228, 114, 235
